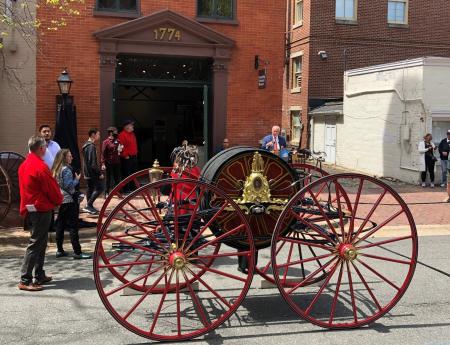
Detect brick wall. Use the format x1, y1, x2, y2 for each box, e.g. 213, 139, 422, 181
284, 0, 450, 147
36, 0, 286, 153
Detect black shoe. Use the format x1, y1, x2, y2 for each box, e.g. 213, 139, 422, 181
73, 253, 92, 260
56, 251, 69, 258
82, 206, 98, 215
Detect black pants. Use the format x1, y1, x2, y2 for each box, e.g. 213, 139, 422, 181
121, 156, 138, 192
421, 156, 436, 183
87, 176, 104, 207
56, 202, 82, 255
105, 163, 121, 194
20, 211, 52, 284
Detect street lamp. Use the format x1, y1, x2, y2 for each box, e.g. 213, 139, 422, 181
57, 68, 73, 95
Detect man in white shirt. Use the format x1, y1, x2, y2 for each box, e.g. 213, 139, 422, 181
39, 125, 61, 169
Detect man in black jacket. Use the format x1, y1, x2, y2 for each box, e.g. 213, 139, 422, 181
438, 130, 450, 187
82, 128, 104, 214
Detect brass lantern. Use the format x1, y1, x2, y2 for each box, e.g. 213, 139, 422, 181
149, 159, 164, 183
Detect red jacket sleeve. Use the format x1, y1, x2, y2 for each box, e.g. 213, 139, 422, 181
40, 168, 63, 207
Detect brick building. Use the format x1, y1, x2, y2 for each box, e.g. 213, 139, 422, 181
36, 1, 286, 166
283, 0, 450, 149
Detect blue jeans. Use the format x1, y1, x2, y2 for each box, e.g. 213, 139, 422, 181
441, 159, 448, 185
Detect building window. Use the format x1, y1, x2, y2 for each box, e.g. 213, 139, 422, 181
335, 0, 357, 21
388, 0, 408, 24
291, 111, 302, 144
294, 0, 303, 25
198, 0, 234, 20
96, 0, 137, 12
291, 56, 302, 92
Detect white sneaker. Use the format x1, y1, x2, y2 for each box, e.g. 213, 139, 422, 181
421, 182, 426, 187
430, 183, 435, 188
441, 183, 446, 187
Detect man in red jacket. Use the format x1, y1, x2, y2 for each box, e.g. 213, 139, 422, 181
118, 120, 138, 193
18, 136, 63, 291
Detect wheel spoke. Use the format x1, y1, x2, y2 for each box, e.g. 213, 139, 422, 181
353, 209, 405, 245
289, 210, 337, 245
278, 236, 334, 251
104, 233, 164, 257
346, 178, 364, 242
105, 264, 165, 297
185, 266, 232, 308
304, 260, 340, 316
187, 223, 245, 255
357, 235, 412, 250
328, 262, 344, 324
184, 201, 230, 252
282, 243, 295, 284
141, 190, 172, 244
351, 261, 382, 311
181, 270, 210, 327
359, 253, 412, 265
191, 251, 250, 260
175, 270, 181, 336
356, 259, 401, 290
278, 252, 333, 269
286, 257, 338, 295
123, 269, 167, 320
99, 257, 161, 269
351, 190, 386, 242
346, 261, 358, 323
181, 187, 206, 249
191, 262, 248, 283
335, 184, 347, 239
172, 183, 180, 248
308, 189, 340, 241
150, 268, 175, 334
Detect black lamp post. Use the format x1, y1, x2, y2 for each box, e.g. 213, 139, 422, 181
57, 68, 73, 109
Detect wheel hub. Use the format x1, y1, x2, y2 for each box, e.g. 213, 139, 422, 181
338, 244, 358, 261
169, 251, 187, 270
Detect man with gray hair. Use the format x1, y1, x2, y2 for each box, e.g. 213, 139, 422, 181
261, 125, 287, 152
18, 135, 63, 291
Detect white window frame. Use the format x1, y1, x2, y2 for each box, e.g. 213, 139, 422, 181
290, 109, 302, 145
293, 0, 303, 27
335, 0, 357, 21
290, 51, 303, 93
387, 0, 408, 25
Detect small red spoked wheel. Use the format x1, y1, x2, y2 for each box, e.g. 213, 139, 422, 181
256, 162, 330, 285
94, 179, 255, 341
0, 165, 12, 222
272, 173, 418, 328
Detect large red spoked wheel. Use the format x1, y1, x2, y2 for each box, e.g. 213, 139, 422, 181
94, 179, 255, 341
256, 162, 330, 284
0, 165, 12, 222
272, 173, 418, 328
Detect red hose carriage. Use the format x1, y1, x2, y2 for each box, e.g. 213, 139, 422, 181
94, 147, 418, 341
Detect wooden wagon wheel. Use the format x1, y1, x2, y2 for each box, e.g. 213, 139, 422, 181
94, 179, 255, 341
0, 151, 25, 204
0, 165, 12, 222
97, 167, 201, 292
272, 173, 418, 328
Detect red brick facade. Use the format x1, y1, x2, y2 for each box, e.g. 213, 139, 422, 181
36, 1, 287, 154
283, 0, 450, 147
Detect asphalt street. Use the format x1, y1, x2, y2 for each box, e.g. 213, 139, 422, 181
0, 235, 449, 345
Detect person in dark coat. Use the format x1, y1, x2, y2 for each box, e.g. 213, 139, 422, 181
438, 130, 450, 187
261, 125, 287, 152
82, 128, 104, 214
101, 126, 122, 196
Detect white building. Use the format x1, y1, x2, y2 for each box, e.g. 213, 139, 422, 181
311, 57, 450, 184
